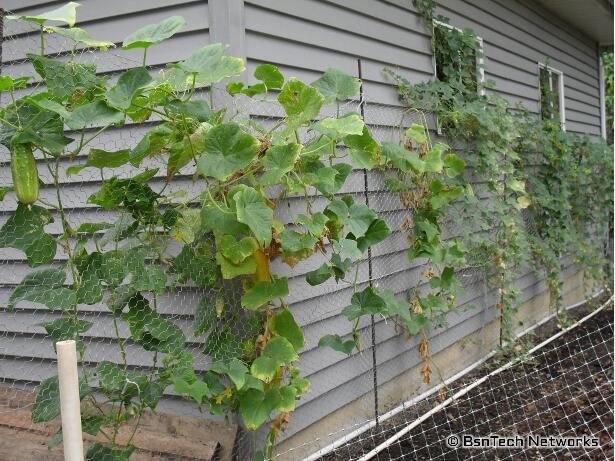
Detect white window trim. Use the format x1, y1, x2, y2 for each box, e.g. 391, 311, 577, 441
599, 56, 607, 139
538, 62, 566, 131
432, 20, 486, 96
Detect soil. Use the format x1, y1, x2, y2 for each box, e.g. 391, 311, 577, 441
320, 302, 614, 461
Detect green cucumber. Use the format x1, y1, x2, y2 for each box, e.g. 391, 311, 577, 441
11, 143, 39, 205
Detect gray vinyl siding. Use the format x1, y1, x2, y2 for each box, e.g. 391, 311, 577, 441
0, 0, 603, 451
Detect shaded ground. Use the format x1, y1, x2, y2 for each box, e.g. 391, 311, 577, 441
321, 301, 614, 461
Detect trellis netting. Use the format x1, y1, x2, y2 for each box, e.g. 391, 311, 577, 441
0, 7, 611, 461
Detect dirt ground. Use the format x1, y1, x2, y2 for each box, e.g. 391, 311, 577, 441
321, 301, 614, 461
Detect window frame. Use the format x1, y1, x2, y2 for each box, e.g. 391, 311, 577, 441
432, 20, 486, 97
537, 62, 566, 130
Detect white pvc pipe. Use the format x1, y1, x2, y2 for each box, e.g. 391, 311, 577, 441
56, 340, 85, 461
356, 294, 614, 461
301, 288, 606, 461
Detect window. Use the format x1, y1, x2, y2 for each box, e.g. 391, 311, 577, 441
432, 20, 485, 95
538, 63, 565, 129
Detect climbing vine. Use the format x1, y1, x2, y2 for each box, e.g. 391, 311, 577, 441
391, 3, 612, 338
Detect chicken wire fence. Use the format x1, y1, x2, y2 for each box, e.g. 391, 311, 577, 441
0, 9, 610, 461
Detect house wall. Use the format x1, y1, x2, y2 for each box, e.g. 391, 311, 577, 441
0, 0, 604, 459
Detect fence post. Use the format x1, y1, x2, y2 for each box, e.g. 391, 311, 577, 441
57, 340, 84, 461
357, 58, 380, 426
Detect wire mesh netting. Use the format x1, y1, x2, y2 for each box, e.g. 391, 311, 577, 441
311, 299, 614, 461
0, 5, 612, 461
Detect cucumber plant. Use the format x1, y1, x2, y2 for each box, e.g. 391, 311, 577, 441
0, 4, 420, 459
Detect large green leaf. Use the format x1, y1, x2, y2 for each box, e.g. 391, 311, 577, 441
239, 388, 280, 430
297, 212, 328, 238
106, 67, 153, 110
8, 2, 79, 26
218, 235, 258, 265
67, 148, 131, 175
262, 336, 299, 364
45, 26, 114, 50
315, 113, 364, 138
7, 103, 73, 155
326, 198, 378, 238
0, 204, 56, 267
122, 16, 186, 50
306, 263, 333, 286
260, 143, 301, 185
9, 269, 75, 311
254, 64, 284, 89
178, 43, 245, 85
233, 187, 273, 246
65, 101, 124, 130
241, 278, 289, 310
381, 142, 425, 173
357, 218, 391, 251
197, 122, 259, 181
27, 54, 104, 103
269, 309, 304, 351
318, 334, 355, 355
341, 287, 387, 320
312, 68, 361, 103
344, 126, 380, 170
278, 79, 324, 129
96, 361, 125, 393
194, 295, 218, 337
40, 318, 92, 353
172, 244, 219, 288
201, 203, 250, 236
86, 443, 136, 461
130, 124, 173, 166
173, 378, 210, 405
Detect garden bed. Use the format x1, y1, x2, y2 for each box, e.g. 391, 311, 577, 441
320, 299, 614, 461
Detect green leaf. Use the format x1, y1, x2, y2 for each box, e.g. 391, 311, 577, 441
241, 278, 289, 310
279, 230, 317, 256
416, 220, 439, 243
166, 99, 211, 122
40, 318, 92, 353
297, 212, 328, 238
45, 26, 114, 50
219, 235, 258, 265
260, 143, 301, 185
172, 244, 219, 287
0, 75, 31, 92
428, 185, 463, 209
342, 287, 387, 320
216, 251, 257, 279
306, 263, 333, 286
106, 67, 153, 110
327, 198, 378, 238
423, 144, 446, 173
197, 122, 259, 181
381, 142, 425, 173
318, 334, 355, 355
345, 125, 380, 170
239, 388, 279, 430
122, 16, 186, 50
65, 101, 124, 130
178, 43, 246, 85
8, 2, 79, 26
130, 124, 173, 166
357, 218, 391, 251
262, 336, 299, 364
96, 361, 125, 393
269, 309, 304, 351
332, 238, 363, 261
0, 204, 56, 267
250, 356, 278, 382
72, 148, 130, 174
8, 103, 73, 154
254, 64, 284, 89
405, 124, 427, 144
233, 187, 273, 246
9, 269, 75, 311
278, 79, 324, 128
275, 386, 297, 412
315, 113, 365, 138
27, 55, 104, 104
444, 153, 465, 177
312, 68, 361, 103
32, 376, 60, 423
201, 203, 250, 236
173, 378, 210, 404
